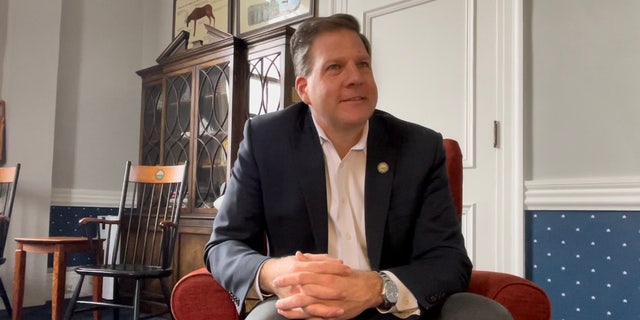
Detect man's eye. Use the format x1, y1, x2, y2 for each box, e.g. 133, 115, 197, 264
358, 61, 371, 68
327, 64, 340, 71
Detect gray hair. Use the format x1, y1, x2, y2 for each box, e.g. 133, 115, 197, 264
290, 14, 371, 77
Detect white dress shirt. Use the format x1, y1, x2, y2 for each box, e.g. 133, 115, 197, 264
313, 117, 419, 317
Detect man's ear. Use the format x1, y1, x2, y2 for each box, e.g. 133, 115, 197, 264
295, 76, 310, 104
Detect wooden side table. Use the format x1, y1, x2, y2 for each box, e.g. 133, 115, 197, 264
12, 236, 103, 320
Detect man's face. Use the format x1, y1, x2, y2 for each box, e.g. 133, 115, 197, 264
295, 29, 378, 134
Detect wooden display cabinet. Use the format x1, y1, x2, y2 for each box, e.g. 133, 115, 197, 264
136, 31, 249, 311
134, 27, 295, 312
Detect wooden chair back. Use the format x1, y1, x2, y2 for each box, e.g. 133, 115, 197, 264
0, 164, 19, 317
0, 164, 20, 263
83, 161, 188, 269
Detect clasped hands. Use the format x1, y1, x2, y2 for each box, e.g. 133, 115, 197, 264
259, 251, 383, 320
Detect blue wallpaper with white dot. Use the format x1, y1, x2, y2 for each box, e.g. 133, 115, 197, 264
526, 211, 639, 319
48, 206, 118, 268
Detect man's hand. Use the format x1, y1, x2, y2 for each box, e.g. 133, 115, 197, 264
267, 252, 383, 319
260, 251, 352, 295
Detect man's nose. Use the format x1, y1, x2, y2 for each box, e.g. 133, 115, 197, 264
344, 63, 364, 85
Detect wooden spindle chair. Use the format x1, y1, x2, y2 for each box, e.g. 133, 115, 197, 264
64, 161, 188, 319
0, 164, 20, 318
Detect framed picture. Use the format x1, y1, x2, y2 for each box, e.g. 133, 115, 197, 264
174, 0, 232, 48
236, 0, 316, 37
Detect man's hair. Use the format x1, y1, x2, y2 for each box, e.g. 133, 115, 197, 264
290, 14, 372, 77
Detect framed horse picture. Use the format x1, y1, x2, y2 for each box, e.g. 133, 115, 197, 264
173, 0, 232, 48
235, 0, 316, 38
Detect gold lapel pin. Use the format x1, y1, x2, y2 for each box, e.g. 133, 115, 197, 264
377, 162, 389, 174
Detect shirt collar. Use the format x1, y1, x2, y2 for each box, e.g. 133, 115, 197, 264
311, 114, 369, 151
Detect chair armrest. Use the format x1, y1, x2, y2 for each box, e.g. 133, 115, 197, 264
79, 216, 119, 226
468, 270, 551, 320
171, 267, 239, 320
159, 220, 176, 229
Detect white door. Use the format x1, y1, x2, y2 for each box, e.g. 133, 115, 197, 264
325, 0, 524, 274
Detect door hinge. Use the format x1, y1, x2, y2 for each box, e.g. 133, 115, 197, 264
493, 120, 500, 148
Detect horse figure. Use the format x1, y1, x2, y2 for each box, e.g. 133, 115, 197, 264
185, 4, 215, 36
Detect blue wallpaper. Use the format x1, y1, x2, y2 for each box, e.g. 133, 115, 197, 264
48, 206, 118, 268
526, 211, 639, 320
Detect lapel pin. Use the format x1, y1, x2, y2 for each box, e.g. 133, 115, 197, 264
377, 162, 389, 174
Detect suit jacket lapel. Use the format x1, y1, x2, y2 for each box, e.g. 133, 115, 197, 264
292, 109, 329, 252
365, 115, 396, 270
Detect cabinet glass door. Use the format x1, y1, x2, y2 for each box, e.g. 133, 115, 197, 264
141, 83, 162, 165
196, 62, 230, 209
248, 51, 283, 117
165, 73, 192, 165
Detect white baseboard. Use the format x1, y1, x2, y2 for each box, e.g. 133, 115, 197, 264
525, 177, 640, 210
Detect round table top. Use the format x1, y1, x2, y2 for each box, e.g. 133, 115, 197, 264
14, 236, 94, 244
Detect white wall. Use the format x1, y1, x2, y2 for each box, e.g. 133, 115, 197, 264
0, 0, 6, 91
0, 0, 63, 307
524, 0, 640, 210
52, 0, 173, 205
526, 0, 640, 180
0, 0, 173, 308
141, 0, 175, 68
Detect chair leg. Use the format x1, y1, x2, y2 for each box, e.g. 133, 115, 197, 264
113, 279, 119, 320
160, 278, 173, 319
0, 277, 11, 318
64, 274, 86, 320
133, 279, 142, 319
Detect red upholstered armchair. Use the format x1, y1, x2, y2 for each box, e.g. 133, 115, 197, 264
171, 139, 551, 320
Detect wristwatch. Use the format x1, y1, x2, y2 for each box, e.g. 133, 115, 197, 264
378, 272, 398, 310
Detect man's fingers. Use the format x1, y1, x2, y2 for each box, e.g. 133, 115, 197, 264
292, 260, 352, 275
273, 271, 345, 289
303, 303, 344, 318
295, 251, 342, 263
275, 292, 314, 310
299, 283, 346, 299
276, 297, 345, 319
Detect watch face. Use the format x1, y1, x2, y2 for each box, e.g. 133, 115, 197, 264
386, 282, 398, 304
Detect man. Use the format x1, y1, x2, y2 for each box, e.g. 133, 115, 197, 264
205, 13, 512, 320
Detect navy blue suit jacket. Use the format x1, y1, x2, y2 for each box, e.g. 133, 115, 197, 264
205, 102, 471, 313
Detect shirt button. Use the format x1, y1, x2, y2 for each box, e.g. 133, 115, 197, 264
345, 234, 352, 241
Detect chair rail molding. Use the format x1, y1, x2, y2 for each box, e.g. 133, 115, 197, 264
51, 188, 121, 207
525, 177, 640, 211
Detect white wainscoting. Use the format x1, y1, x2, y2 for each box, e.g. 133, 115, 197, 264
50, 188, 119, 298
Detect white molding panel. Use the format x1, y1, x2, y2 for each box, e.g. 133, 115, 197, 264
525, 177, 640, 211
361, 0, 476, 169
51, 188, 120, 207
461, 203, 476, 264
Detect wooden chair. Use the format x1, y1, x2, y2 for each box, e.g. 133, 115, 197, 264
64, 161, 188, 319
0, 164, 20, 318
